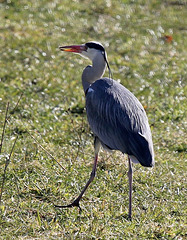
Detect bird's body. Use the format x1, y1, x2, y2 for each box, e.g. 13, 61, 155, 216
85, 77, 154, 167
57, 41, 154, 219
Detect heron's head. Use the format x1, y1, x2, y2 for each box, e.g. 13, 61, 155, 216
59, 41, 112, 77
59, 41, 107, 60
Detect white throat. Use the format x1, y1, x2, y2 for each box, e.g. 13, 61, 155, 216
81, 50, 106, 93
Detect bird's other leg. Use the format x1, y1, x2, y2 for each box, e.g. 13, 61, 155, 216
127, 156, 133, 220
55, 137, 101, 211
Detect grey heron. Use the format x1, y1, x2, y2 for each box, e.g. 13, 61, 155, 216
56, 41, 154, 219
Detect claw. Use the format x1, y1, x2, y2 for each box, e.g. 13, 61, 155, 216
54, 198, 82, 212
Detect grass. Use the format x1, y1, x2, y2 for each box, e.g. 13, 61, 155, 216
0, 0, 187, 239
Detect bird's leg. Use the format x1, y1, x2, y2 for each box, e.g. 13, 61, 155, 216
55, 137, 100, 211
127, 156, 133, 220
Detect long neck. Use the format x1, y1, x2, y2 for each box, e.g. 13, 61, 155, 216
82, 54, 106, 93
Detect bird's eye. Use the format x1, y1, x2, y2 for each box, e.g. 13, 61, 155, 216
101, 51, 104, 55
85, 45, 88, 51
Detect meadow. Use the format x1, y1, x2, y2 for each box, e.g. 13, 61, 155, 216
0, 0, 186, 239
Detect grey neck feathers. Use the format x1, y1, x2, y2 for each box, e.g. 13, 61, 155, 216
82, 54, 106, 93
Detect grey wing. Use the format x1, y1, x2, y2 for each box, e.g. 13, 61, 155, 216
86, 78, 154, 167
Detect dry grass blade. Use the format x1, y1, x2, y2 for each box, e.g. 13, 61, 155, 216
0, 136, 18, 203
27, 131, 66, 171
10, 92, 23, 114
0, 102, 9, 154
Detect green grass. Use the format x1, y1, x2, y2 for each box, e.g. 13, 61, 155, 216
0, 0, 187, 239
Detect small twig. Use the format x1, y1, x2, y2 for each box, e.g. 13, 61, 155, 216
11, 92, 23, 113
0, 102, 9, 154
27, 131, 66, 172
0, 135, 18, 203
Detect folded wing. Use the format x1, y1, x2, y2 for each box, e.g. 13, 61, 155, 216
86, 78, 154, 167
